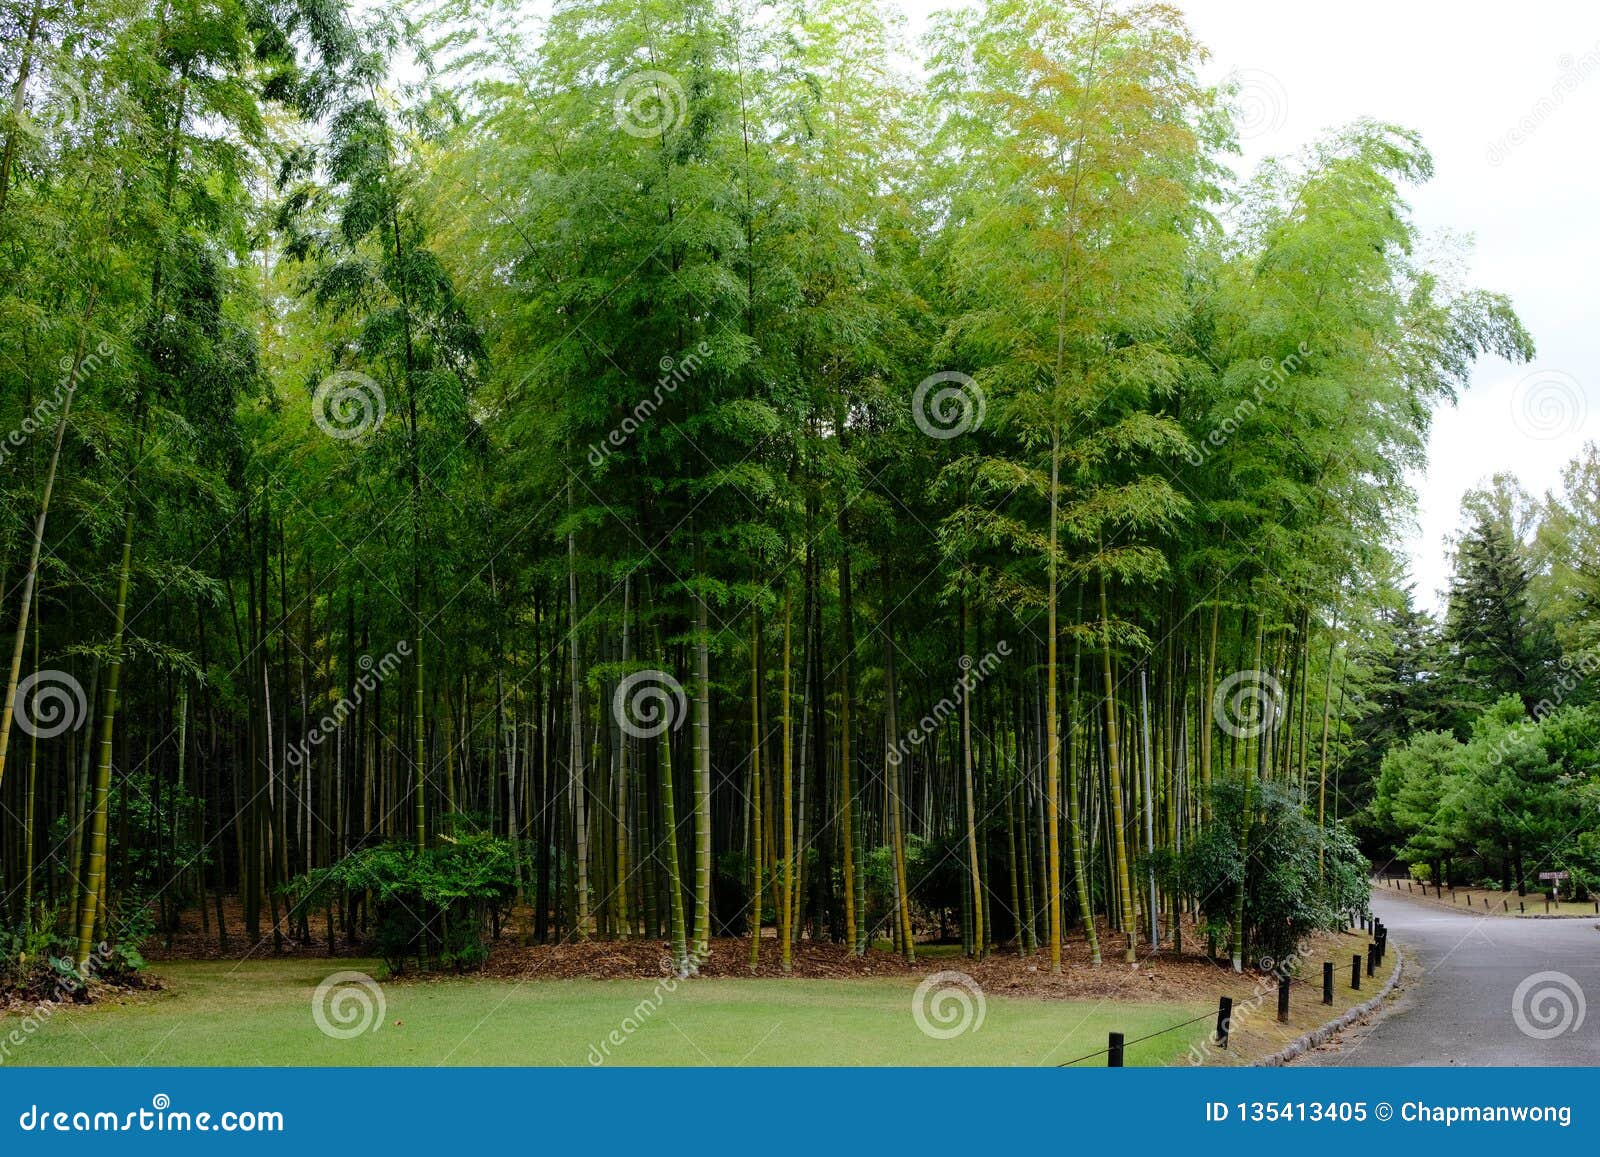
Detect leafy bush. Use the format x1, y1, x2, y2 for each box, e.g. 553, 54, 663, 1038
862, 835, 935, 937
1, 901, 149, 1000
0, 916, 67, 995
1152, 778, 1370, 967
288, 834, 517, 974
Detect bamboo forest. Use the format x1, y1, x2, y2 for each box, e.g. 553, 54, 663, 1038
2, 0, 1597, 1071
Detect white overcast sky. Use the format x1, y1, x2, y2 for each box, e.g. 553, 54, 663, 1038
890, 0, 1600, 610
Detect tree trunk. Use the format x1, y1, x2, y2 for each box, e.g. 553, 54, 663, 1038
75, 500, 134, 967
693, 585, 711, 962
1099, 571, 1137, 964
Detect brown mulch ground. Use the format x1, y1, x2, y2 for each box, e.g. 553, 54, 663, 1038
143, 896, 345, 962
138, 897, 1326, 1009
1, 970, 159, 1015
478, 914, 1254, 1004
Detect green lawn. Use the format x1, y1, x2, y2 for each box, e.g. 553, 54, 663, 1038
3, 960, 1210, 1067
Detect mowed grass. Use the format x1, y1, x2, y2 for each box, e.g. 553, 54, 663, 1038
4, 960, 1210, 1067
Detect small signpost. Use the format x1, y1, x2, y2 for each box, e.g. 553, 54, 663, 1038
1539, 870, 1568, 902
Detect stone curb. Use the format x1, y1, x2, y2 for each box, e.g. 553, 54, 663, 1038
1252, 947, 1405, 1067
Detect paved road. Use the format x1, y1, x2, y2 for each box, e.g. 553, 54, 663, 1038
1298, 889, 1600, 1065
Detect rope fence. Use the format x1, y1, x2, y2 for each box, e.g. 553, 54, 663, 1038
1056, 909, 1385, 1067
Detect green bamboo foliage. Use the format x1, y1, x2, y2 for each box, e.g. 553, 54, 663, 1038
0, 0, 1538, 982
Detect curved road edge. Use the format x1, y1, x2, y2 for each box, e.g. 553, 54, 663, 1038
1260, 945, 1405, 1066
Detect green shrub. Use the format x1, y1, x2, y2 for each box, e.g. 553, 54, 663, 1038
1151, 778, 1370, 968
288, 834, 517, 974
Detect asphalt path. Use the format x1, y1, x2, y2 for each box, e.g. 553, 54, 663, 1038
1297, 889, 1600, 1065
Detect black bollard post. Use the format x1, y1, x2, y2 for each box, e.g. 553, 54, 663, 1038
1108, 1032, 1124, 1067
1278, 975, 1290, 1024
1367, 944, 1376, 977
1351, 954, 1362, 990
1323, 961, 1334, 1005
1216, 996, 1233, 1048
